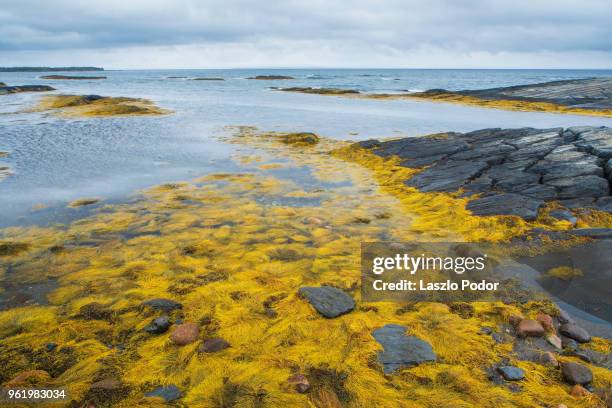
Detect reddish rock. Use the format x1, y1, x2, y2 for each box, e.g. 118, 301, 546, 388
536, 313, 554, 332
570, 384, 590, 397
516, 319, 545, 337
170, 322, 199, 345
287, 373, 310, 393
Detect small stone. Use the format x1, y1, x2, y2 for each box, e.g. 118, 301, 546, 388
45, 342, 57, 352
517, 319, 545, 337
546, 334, 563, 350
142, 298, 183, 312
298, 286, 355, 318
570, 384, 590, 397
479, 327, 493, 335
559, 323, 591, 343
170, 323, 199, 345
287, 373, 310, 393
145, 385, 182, 402
497, 366, 525, 381
536, 313, 554, 332
199, 337, 230, 353
541, 352, 559, 367
144, 315, 171, 334
562, 362, 593, 385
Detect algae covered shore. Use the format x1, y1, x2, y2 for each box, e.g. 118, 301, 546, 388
0, 125, 611, 407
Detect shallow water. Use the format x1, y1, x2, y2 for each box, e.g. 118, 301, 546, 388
1, 69, 612, 224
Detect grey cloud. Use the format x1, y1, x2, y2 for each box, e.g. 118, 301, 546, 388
0, 0, 610, 65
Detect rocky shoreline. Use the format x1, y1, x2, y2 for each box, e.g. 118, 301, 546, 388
355, 126, 612, 221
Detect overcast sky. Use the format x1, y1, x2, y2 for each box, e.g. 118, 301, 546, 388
0, 0, 610, 69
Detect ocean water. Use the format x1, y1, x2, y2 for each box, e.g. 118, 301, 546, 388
1, 69, 612, 225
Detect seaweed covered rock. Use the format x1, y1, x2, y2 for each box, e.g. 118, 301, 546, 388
277, 132, 320, 146
298, 286, 355, 318
278, 87, 360, 95
199, 337, 230, 353
355, 126, 612, 219
33, 94, 168, 116
372, 324, 436, 374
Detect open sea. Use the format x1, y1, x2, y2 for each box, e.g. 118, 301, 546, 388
1, 69, 612, 225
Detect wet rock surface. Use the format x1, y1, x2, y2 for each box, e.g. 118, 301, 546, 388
559, 323, 591, 343
497, 366, 525, 381
372, 324, 436, 374
298, 286, 355, 318
422, 78, 612, 109
357, 126, 612, 219
561, 361, 593, 385
144, 315, 171, 334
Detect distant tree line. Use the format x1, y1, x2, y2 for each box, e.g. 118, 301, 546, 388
0, 67, 104, 72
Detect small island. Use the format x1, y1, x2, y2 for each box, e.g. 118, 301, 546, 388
247, 75, 295, 80
32, 94, 169, 117
0, 84, 55, 95
39, 75, 107, 80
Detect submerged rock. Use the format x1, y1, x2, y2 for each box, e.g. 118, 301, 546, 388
277, 132, 320, 146
142, 298, 183, 312
298, 286, 355, 318
371, 324, 436, 374
145, 384, 182, 402
562, 361, 593, 385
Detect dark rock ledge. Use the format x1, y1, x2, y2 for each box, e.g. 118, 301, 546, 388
0, 85, 55, 95
356, 126, 612, 220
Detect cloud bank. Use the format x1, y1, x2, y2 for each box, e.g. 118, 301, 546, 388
0, 0, 610, 68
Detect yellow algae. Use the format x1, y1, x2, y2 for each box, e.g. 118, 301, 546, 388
68, 197, 101, 208
545, 266, 584, 281
0, 128, 609, 407
31, 94, 170, 117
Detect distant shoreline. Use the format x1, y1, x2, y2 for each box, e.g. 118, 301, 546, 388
0, 66, 104, 72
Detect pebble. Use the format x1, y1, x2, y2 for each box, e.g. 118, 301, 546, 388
144, 315, 171, 334
517, 319, 545, 337
45, 343, 57, 352
170, 323, 199, 345
541, 352, 559, 367
497, 366, 525, 381
562, 361, 593, 385
199, 337, 230, 353
559, 323, 591, 343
